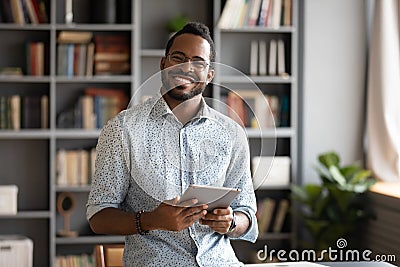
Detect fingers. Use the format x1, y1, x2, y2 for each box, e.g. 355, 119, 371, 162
163, 196, 180, 206
199, 207, 233, 233
177, 198, 198, 207
163, 196, 199, 208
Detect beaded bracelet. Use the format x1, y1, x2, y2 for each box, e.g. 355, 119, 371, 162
135, 210, 149, 235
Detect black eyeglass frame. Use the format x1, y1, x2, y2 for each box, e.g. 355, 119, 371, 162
166, 51, 211, 71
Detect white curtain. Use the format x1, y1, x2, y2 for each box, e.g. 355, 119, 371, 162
366, 0, 400, 181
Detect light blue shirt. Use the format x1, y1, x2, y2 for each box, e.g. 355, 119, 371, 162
87, 95, 258, 267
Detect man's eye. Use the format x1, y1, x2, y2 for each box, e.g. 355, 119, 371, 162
171, 55, 184, 62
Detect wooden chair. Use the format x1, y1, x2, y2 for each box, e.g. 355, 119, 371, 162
94, 244, 124, 267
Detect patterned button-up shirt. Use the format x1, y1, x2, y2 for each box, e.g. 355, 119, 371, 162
87, 95, 258, 267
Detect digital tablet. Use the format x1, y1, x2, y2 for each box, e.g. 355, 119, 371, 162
177, 184, 241, 211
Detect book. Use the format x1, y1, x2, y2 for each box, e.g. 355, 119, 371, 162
0, 96, 7, 129
258, 0, 270, 26
78, 150, 89, 185
226, 91, 247, 127
10, 95, 21, 130
57, 44, 69, 75
250, 40, 258, 76
268, 95, 280, 127
248, 0, 262, 26
217, 0, 236, 29
85, 87, 129, 112
57, 31, 93, 44
86, 43, 95, 77
10, 0, 25, 25
258, 40, 267, 76
257, 197, 276, 233
254, 94, 269, 128
93, 33, 130, 75
0, 67, 23, 76
41, 95, 48, 128
23, 0, 39, 24
268, 39, 277, 75
277, 39, 287, 77
94, 61, 130, 75
283, 0, 292, 26
81, 95, 95, 129
56, 149, 68, 186
36, 0, 48, 23
279, 95, 289, 127
272, 198, 290, 232
271, 0, 282, 28
66, 150, 79, 186
27, 42, 44, 76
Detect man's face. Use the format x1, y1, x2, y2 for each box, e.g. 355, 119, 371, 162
160, 33, 214, 101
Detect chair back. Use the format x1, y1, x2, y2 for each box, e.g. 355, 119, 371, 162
94, 244, 124, 267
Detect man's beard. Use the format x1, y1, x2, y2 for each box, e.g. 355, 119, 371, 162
161, 69, 206, 101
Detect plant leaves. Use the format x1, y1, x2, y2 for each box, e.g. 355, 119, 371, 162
329, 165, 346, 186
349, 169, 372, 185
318, 152, 340, 168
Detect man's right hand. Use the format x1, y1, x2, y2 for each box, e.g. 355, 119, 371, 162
141, 197, 208, 232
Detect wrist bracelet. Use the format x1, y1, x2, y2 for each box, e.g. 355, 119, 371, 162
135, 210, 149, 235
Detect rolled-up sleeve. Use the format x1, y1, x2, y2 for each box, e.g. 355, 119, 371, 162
86, 114, 131, 221
224, 126, 258, 242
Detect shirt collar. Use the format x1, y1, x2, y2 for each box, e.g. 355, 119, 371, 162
149, 93, 214, 123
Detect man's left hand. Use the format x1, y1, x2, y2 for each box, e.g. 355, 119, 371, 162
199, 207, 233, 234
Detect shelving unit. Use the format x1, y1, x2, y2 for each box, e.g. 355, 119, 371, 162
0, 0, 300, 265
213, 0, 299, 263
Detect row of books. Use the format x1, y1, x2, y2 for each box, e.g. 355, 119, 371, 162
56, 148, 96, 187
222, 91, 289, 128
57, 31, 131, 77
257, 197, 290, 233
0, 94, 48, 130
218, 0, 292, 29
57, 43, 95, 77
57, 88, 129, 129
0, 41, 44, 77
55, 254, 94, 267
0, 0, 48, 24
250, 39, 288, 77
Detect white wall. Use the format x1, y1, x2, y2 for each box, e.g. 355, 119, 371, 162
301, 0, 367, 183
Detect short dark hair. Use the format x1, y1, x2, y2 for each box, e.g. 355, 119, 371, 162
165, 22, 216, 63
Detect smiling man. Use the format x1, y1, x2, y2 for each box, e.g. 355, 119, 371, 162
86, 22, 258, 267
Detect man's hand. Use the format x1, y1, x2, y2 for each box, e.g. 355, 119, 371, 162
199, 207, 234, 234
143, 197, 208, 232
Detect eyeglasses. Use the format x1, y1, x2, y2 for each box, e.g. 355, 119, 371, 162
166, 52, 210, 71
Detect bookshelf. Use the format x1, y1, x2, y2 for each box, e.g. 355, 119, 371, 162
213, 0, 299, 263
0, 0, 300, 265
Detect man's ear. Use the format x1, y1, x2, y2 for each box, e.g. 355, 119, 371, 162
206, 68, 215, 84
160, 57, 166, 70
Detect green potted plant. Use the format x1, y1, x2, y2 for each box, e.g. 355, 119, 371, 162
292, 151, 376, 251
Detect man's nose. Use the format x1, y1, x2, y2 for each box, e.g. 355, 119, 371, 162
178, 61, 194, 72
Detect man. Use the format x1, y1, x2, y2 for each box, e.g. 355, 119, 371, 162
87, 22, 258, 266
